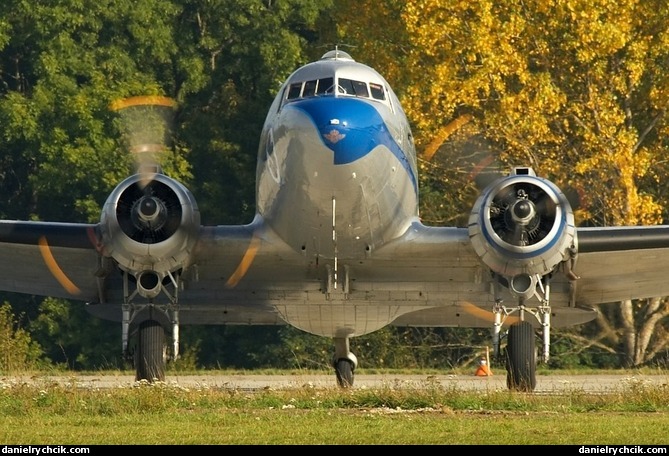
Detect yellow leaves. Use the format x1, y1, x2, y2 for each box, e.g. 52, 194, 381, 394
556, 0, 638, 65
335, 0, 669, 227
649, 84, 669, 112
636, 194, 663, 225
572, 135, 664, 225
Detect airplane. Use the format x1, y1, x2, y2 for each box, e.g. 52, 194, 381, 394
2, 48, 669, 391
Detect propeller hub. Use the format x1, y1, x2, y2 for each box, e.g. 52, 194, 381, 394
511, 199, 535, 224
131, 196, 167, 231
139, 197, 160, 222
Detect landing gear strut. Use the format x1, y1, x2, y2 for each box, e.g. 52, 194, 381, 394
121, 269, 181, 383
492, 274, 552, 392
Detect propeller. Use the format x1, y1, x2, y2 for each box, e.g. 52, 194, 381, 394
421, 113, 594, 278
419, 117, 584, 226
459, 301, 521, 326
39, 96, 188, 297
109, 96, 181, 244
109, 95, 177, 185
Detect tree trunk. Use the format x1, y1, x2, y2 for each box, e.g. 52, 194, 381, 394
594, 298, 669, 367
619, 299, 636, 367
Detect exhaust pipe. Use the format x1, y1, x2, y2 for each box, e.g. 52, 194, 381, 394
137, 270, 162, 298
509, 273, 537, 300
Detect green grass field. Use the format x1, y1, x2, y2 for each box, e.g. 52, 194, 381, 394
2, 370, 669, 444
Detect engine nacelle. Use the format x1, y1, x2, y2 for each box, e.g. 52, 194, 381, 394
468, 167, 576, 298
99, 172, 200, 295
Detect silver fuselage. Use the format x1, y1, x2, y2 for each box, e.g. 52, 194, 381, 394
256, 52, 418, 262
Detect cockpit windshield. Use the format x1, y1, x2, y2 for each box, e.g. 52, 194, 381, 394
287, 77, 333, 99
285, 77, 387, 104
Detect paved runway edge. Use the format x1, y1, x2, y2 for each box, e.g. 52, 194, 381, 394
3, 373, 668, 392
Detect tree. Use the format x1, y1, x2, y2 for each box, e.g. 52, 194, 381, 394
399, 0, 669, 366
0, 0, 194, 366
0, 0, 335, 370
175, 0, 334, 224
30, 297, 120, 370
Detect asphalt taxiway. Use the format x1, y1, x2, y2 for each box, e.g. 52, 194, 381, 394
5, 372, 668, 393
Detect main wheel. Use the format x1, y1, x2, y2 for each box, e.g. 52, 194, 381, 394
505, 321, 537, 392
335, 359, 354, 388
135, 319, 166, 382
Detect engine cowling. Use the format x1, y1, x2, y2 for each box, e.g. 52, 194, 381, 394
99, 172, 200, 296
468, 167, 576, 298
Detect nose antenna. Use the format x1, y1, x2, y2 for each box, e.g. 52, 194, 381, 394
320, 43, 357, 61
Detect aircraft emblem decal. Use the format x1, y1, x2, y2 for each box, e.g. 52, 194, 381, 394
323, 129, 346, 144
291, 98, 418, 194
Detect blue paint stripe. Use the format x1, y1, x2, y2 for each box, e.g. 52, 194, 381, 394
288, 97, 417, 194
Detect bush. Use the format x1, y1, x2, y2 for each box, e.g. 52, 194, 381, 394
0, 302, 45, 373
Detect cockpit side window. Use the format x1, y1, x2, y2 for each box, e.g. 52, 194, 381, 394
302, 80, 317, 97
369, 83, 385, 101
287, 82, 302, 100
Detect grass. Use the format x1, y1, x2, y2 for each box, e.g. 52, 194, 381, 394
1, 370, 669, 444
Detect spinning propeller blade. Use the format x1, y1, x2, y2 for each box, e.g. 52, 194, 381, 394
40, 96, 178, 294
110, 95, 177, 187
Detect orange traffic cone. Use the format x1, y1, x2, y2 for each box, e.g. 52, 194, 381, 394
474, 348, 493, 376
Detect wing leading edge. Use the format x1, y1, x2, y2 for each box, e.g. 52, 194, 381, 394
0, 220, 102, 301
573, 226, 669, 305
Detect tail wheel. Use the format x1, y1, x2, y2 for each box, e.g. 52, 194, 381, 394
505, 321, 537, 392
135, 319, 166, 382
335, 359, 354, 388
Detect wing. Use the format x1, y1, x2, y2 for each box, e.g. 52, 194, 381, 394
573, 226, 669, 305
378, 224, 669, 330
360, 221, 599, 329
7, 219, 667, 329
187, 219, 615, 331
0, 220, 102, 301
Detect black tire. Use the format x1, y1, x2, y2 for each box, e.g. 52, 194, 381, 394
335, 359, 354, 388
505, 321, 537, 392
135, 319, 166, 382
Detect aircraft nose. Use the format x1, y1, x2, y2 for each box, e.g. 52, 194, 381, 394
290, 97, 387, 164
